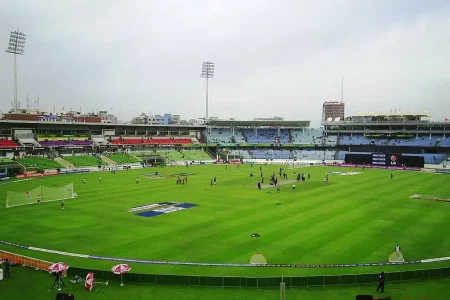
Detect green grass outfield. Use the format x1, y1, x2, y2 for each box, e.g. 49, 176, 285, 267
1, 164, 450, 278
1, 266, 450, 300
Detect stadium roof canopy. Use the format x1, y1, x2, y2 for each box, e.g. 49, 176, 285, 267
207, 120, 310, 128
350, 112, 430, 118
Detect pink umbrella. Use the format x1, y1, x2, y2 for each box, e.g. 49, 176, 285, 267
111, 264, 131, 286
48, 262, 69, 291
85, 272, 95, 291
48, 262, 69, 273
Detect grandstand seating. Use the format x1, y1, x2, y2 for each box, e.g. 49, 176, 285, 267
229, 150, 251, 159
63, 155, 104, 167
324, 135, 338, 146
152, 150, 211, 161
38, 136, 88, 140
159, 151, 188, 161
91, 136, 109, 146
0, 158, 14, 163
389, 136, 441, 147
244, 129, 290, 144
18, 157, 63, 169
249, 150, 291, 159
203, 128, 233, 144
18, 138, 40, 147
0, 139, 19, 148
39, 139, 92, 147
339, 135, 372, 146
438, 138, 450, 147
233, 129, 246, 143
340, 135, 390, 146
293, 150, 335, 160
107, 154, 141, 164
291, 129, 323, 145
110, 137, 193, 145
180, 150, 211, 160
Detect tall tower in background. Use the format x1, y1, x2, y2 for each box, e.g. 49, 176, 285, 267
322, 77, 345, 122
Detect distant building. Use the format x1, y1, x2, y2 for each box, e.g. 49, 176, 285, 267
3, 111, 102, 123
98, 110, 117, 124
253, 116, 284, 121
172, 114, 181, 124
322, 101, 345, 121
131, 113, 176, 125
132, 113, 149, 124
149, 114, 173, 125
189, 118, 206, 125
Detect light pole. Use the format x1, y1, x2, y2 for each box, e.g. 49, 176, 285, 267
201, 61, 214, 123
5, 31, 26, 113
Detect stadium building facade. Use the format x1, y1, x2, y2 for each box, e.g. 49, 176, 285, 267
0, 113, 449, 177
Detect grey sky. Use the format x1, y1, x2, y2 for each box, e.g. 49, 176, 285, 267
1, 0, 449, 126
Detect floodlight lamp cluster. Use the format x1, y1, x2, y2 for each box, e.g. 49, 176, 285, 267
6, 31, 26, 55
201, 61, 215, 78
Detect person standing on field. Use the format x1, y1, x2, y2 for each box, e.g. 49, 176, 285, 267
376, 271, 385, 292
4, 259, 11, 277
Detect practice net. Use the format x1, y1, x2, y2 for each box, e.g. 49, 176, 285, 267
288, 162, 312, 169
6, 183, 75, 208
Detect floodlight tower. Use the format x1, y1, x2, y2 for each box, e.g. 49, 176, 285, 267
201, 61, 215, 123
5, 30, 26, 113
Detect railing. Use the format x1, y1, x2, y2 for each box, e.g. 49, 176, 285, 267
0, 250, 66, 276
65, 266, 450, 287
2, 249, 450, 288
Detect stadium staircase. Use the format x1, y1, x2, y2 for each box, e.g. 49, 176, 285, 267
54, 157, 75, 168
179, 151, 192, 160
129, 153, 142, 162
205, 148, 216, 160
100, 155, 117, 165
18, 138, 41, 147
436, 154, 449, 165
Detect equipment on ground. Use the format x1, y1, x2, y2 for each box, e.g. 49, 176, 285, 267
388, 251, 405, 263
250, 253, 267, 265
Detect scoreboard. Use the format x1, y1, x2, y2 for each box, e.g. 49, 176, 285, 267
372, 153, 386, 166
372, 153, 402, 166
346, 152, 424, 168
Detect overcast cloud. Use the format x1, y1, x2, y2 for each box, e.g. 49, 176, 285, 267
1, 0, 449, 126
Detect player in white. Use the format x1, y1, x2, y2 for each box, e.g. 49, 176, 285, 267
292, 184, 295, 191
98, 176, 102, 182
395, 244, 401, 259
82, 178, 86, 185
136, 177, 139, 184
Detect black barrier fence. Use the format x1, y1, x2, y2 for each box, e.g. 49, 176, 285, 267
67, 267, 450, 288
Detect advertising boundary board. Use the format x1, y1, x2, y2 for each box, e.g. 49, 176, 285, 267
435, 169, 450, 175
16, 170, 59, 178
326, 163, 421, 171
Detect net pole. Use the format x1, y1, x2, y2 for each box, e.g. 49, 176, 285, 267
280, 282, 286, 300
